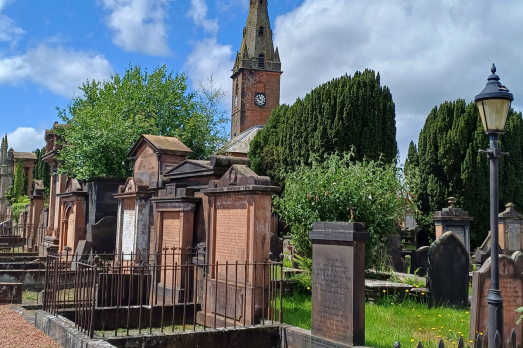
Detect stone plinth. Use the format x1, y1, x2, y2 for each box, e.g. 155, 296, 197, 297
427, 232, 469, 309
470, 255, 523, 346
197, 164, 280, 326
309, 222, 368, 347
498, 203, 523, 253
432, 197, 473, 253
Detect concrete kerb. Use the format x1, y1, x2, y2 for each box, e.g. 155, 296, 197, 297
34, 311, 115, 348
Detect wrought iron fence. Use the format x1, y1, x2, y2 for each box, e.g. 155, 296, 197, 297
395, 329, 517, 348
0, 221, 43, 253
43, 249, 284, 338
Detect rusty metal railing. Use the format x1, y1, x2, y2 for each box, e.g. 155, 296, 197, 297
43, 249, 284, 338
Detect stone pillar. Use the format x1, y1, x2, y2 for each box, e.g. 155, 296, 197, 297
432, 197, 473, 253
498, 203, 523, 253
309, 222, 368, 347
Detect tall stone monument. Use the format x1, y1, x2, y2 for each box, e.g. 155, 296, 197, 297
427, 232, 470, 308
197, 164, 280, 326
432, 197, 473, 253
470, 255, 523, 346
309, 222, 368, 347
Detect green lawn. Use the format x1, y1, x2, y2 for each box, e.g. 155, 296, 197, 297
281, 293, 471, 348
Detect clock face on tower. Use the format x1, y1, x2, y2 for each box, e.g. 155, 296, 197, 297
254, 93, 266, 108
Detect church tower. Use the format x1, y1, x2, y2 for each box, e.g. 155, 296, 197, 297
231, 0, 282, 138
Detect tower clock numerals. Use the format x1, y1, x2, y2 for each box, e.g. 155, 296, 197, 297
254, 93, 266, 108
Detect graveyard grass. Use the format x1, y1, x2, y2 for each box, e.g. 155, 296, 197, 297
281, 293, 471, 348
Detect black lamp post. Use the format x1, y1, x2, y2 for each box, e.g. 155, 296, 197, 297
475, 64, 514, 346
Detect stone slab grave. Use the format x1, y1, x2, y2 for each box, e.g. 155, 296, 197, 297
309, 222, 369, 347
197, 164, 280, 327
71, 240, 92, 271
470, 255, 523, 346
427, 231, 469, 308
474, 232, 503, 269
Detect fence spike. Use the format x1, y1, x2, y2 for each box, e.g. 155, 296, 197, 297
495, 331, 501, 348
475, 333, 483, 348
393, 342, 400, 348
511, 328, 516, 348
416, 341, 423, 348
457, 336, 464, 348
438, 338, 444, 348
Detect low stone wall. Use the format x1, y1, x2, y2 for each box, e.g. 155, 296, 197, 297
107, 325, 281, 348
35, 311, 116, 348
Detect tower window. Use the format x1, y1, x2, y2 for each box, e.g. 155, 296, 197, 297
258, 26, 264, 37
258, 54, 265, 69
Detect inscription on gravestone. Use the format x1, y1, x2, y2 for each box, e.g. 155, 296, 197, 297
507, 224, 521, 252
162, 212, 181, 286
428, 232, 469, 309
471, 256, 523, 345
215, 207, 247, 282
446, 225, 465, 247
121, 199, 135, 260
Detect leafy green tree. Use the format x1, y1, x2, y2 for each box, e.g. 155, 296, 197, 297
406, 100, 523, 247
249, 70, 397, 188
275, 152, 410, 269
56, 66, 228, 180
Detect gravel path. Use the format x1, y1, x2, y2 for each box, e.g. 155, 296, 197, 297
0, 305, 61, 348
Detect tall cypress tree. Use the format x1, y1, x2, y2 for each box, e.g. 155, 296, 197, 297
249, 69, 397, 187
406, 100, 523, 247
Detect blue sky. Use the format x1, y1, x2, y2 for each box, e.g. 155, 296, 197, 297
2, 0, 523, 161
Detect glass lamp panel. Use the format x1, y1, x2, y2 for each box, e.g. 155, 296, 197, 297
478, 98, 511, 132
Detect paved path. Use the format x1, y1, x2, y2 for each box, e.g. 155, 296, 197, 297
0, 305, 61, 348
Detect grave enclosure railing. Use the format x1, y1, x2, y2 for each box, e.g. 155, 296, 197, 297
395, 329, 518, 348
0, 220, 43, 253
43, 249, 284, 338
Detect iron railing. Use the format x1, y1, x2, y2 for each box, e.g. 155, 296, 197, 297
43, 249, 284, 338
0, 222, 44, 253
395, 329, 517, 348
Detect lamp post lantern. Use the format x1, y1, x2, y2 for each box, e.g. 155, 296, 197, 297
475, 64, 513, 346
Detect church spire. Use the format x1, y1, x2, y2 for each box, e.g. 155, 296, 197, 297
233, 0, 281, 73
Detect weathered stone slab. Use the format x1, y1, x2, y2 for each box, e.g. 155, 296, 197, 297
512, 251, 523, 273
470, 255, 523, 346
310, 222, 368, 347
428, 232, 469, 308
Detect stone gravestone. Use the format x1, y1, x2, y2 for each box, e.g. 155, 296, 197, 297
470, 255, 523, 346
411, 246, 429, 277
498, 203, 523, 253
474, 233, 503, 269
71, 240, 92, 271
427, 232, 469, 308
309, 222, 369, 347
386, 234, 406, 273
512, 251, 523, 273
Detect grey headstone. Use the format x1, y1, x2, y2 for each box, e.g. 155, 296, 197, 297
512, 251, 523, 273
386, 234, 406, 273
412, 246, 429, 277
428, 232, 469, 308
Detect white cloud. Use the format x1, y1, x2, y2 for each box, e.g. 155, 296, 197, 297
273, 0, 523, 160
5, 127, 45, 152
187, 0, 219, 35
0, 0, 25, 46
0, 43, 113, 98
184, 38, 235, 102
101, 0, 171, 56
